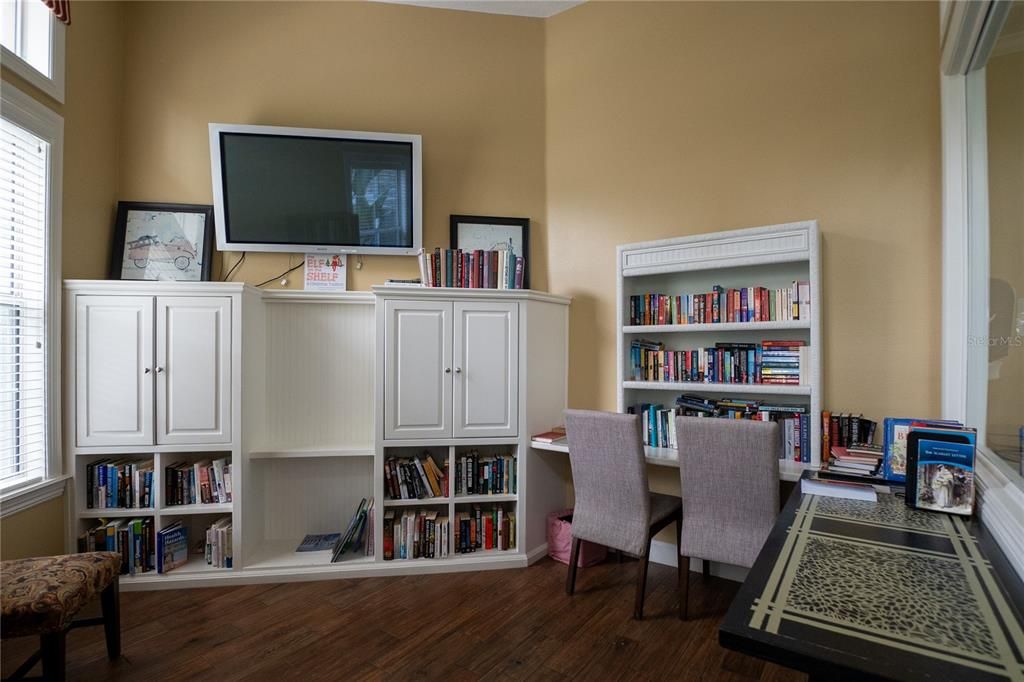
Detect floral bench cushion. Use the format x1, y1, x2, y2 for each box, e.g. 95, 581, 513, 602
1, 552, 121, 637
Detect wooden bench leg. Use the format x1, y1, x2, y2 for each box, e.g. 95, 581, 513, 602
40, 630, 66, 682
100, 576, 121, 660
634, 534, 652, 620
678, 515, 689, 621
566, 537, 581, 596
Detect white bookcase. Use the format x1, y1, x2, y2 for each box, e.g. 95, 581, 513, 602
615, 221, 823, 480
63, 281, 569, 589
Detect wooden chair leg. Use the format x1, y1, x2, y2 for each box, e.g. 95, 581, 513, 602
634, 533, 653, 620
566, 537, 581, 596
40, 629, 66, 682
617, 548, 623, 563
100, 576, 121, 660
702, 559, 710, 579
677, 516, 688, 621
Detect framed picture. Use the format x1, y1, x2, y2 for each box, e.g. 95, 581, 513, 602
449, 215, 530, 288
110, 202, 215, 281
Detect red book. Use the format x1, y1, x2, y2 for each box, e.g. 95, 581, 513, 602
484, 517, 494, 550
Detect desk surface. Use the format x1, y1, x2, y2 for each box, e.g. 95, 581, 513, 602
719, 472, 1024, 681
529, 439, 812, 482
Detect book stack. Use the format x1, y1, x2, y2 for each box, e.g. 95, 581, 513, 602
204, 516, 233, 568
384, 453, 448, 500
454, 505, 516, 554
331, 498, 374, 562
532, 426, 566, 444
631, 395, 810, 462
157, 521, 188, 573
630, 339, 807, 385
454, 451, 517, 496
419, 247, 526, 289
628, 281, 811, 326
826, 444, 884, 477
383, 508, 449, 560
78, 518, 156, 575
86, 460, 154, 509
164, 458, 232, 506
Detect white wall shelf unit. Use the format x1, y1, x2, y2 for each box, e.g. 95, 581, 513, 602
616, 221, 824, 474
63, 281, 569, 589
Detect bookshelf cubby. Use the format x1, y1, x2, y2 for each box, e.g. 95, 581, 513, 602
616, 221, 823, 472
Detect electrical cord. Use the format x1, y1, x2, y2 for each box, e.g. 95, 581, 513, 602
222, 252, 246, 281
254, 260, 304, 287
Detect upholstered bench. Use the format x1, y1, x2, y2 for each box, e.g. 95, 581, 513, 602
1, 552, 121, 681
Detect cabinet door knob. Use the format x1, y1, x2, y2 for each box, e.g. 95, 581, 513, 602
156, 367, 164, 374
144, 368, 151, 374
455, 367, 462, 374
444, 367, 451, 374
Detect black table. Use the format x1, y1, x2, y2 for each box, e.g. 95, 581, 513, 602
720, 471, 1024, 681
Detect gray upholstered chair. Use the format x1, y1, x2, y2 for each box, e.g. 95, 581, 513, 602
674, 416, 780, 619
563, 409, 683, 620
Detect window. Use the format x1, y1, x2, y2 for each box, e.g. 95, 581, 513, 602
0, 0, 66, 103
0, 84, 62, 499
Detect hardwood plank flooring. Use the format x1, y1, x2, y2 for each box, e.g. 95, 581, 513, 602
1, 558, 807, 681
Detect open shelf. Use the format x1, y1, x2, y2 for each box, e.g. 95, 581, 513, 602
454, 494, 517, 503
623, 320, 811, 334
248, 447, 375, 460
78, 508, 154, 519
384, 497, 450, 507
623, 381, 811, 396
161, 502, 233, 515
245, 538, 375, 570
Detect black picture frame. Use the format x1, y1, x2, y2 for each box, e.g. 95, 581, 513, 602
110, 202, 215, 282
449, 214, 530, 289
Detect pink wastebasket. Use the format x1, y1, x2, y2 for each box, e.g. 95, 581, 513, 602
547, 509, 607, 567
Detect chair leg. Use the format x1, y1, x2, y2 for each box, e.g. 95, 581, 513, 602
40, 629, 66, 682
677, 516, 688, 621
100, 576, 121, 660
634, 533, 653, 620
702, 559, 710, 579
566, 537, 581, 596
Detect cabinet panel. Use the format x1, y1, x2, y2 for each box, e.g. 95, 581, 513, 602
156, 296, 232, 444
384, 300, 452, 440
75, 296, 154, 446
453, 302, 518, 437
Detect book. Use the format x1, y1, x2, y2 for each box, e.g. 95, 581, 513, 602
385, 454, 448, 500
906, 424, 975, 516
801, 475, 878, 502
454, 450, 517, 496
532, 426, 566, 443
389, 508, 451, 560
157, 521, 188, 574
882, 417, 960, 482
296, 533, 341, 552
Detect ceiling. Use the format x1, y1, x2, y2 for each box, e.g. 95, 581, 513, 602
371, 0, 585, 19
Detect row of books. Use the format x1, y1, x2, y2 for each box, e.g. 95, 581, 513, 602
164, 458, 232, 506
85, 460, 154, 510
630, 339, 807, 385
384, 508, 449, 560
628, 282, 811, 326
454, 451, 517, 496
384, 454, 448, 500
455, 505, 516, 553
821, 412, 877, 450
78, 518, 155, 575
630, 395, 811, 462
418, 247, 526, 289
202, 517, 233, 568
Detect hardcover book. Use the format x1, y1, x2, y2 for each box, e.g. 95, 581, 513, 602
905, 425, 975, 516
882, 417, 960, 482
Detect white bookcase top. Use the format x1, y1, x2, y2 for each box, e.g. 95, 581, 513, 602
371, 285, 571, 305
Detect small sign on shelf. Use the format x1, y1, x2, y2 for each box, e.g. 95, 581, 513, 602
304, 254, 347, 291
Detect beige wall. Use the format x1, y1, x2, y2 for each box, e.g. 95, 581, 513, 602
116, 0, 547, 290
1, 1, 123, 558
986, 48, 1024, 460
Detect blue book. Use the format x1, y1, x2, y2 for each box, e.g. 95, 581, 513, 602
882, 417, 960, 482
906, 426, 975, 515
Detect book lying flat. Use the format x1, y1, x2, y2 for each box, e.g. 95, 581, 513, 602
296, 533, 341, 552
532, 427, 566, 443
802, 476, 878, 502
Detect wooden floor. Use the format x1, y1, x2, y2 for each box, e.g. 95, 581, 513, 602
2, 558, 806, 681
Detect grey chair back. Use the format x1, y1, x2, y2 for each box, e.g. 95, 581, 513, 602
564, 409, 651, 556
675, 417, 780, 568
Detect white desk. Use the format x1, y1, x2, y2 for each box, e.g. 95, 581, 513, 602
530, 439, 810, 482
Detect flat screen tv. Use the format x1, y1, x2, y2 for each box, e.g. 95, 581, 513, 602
209, 123, 422, 255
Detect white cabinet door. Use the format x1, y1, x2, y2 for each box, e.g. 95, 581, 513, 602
76, 296, 154, 447
155, 296, 232, 445
453, 301, 518, 438
384, 300, 453, 440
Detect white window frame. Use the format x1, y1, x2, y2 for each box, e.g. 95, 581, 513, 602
0, 83, 66, 517
0, 4, 66, 104
940, 0, 1024, 578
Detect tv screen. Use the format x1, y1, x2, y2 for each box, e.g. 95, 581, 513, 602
210, 125, 422, 255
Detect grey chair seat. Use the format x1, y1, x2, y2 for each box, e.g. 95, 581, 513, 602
650, 491, 682, 526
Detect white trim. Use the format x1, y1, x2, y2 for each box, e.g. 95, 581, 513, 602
0, 15, 65, 103
1, 82, 64, 493
0, 474, 68, 518
648, 539, 749, 583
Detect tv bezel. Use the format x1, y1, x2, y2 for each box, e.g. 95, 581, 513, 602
208, 122, 423, 256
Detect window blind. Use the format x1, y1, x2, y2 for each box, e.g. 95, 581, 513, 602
0, 117, 49, 491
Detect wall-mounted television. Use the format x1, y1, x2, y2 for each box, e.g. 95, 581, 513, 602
209, 123, 422, 255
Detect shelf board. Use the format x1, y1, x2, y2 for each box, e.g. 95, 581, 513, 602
454, 494, 517, 503
383, 497, 451, 507
160, 503, 233, 515
78, 507, 155, 519
622, 381, 811, 396
451, 548, 519, 558
245, 538, 375, 570
248, 447, 374, 460
123, 554, 230, 580
623, 320, 810, 334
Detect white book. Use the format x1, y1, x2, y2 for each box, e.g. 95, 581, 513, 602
802, 477, 877, 502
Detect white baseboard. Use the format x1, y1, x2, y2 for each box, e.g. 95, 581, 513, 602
649, 539, 749, 583
526, 542, 549, 565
